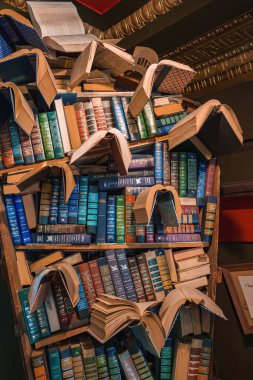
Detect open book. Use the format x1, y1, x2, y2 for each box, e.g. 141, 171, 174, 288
89, 286, 225, 357
0, 82, 35, 134
28, 262, 79, 313
168, 99, 243, 156
129, 59, 195, 117
17, 161, 76, 202
133, 46, 159, 76
133, 185, 182, 226
0, 49, 57, 107
70, 128, 132, 176
27, 1, 99, 53
69, 40, 135, 88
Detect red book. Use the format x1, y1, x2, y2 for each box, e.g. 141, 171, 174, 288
181, 205, 199, 215
91, 98, 107, 131
0, 121, 14, 168
136, 253, 156, 301
19, 127, 35, 164
88, 260, 105, 297
74, 102, 89, 142
125, 195, 136, 243
78, 262, 96, 310
205, 158, 217, 197
51, 275, 69, 330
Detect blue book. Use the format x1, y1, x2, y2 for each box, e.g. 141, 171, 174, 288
197, 161, 207, 206
13, 195, 31, 244
106, 346, 121, 380
74, 266, 90, 321
36, 303, 51, 338
18, 288, 41, 344
59, 345, 74, 380
96, 192, 107, 243
111, 96, 130, 140
154, 142, 163, 184
48, 347, 62, 380
58, 180, 68, 224
49, 177, 60, 224
68, 175, 79, 224
106, 195, 116, 243
116, 249, 137, 302
157, 124, 175, 136
78, 176, 88, 225
106, 250, 127, 299
4, 195, 22, 245
7, 117, 24, 165
87, 185, 98, 235
47, 111, 64, 158
31, 233, 91, 245
99, 176, 155, 190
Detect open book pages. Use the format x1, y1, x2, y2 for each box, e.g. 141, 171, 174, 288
69, 40, 135, 88
159, 286, 226, 337
28, 262, 79, 313
133, 46, 159, 76
70, 128, 132, 176
43, 34, 99, 53
129, 59, 195, 117
0, 82, 35, 135
168, 99, 243, 155
17, 161, 76, 203
133, 185, 182, 226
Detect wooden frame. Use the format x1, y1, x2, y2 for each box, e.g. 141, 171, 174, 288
222, 263, 253, 335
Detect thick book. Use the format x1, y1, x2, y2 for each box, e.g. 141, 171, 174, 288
54, 98, 71, 154
105, 250, 127, 299
121, 96, 140, 141
49, 177, 60, 225
0, 121, 15, 168
74, 266, 90, 321
136, 253, 156, 302
125, 195, 136, 243
127, 256, 146, 303
64, 104, 82, 150
163, 142, 170, 186
88, 260, 105, 297
156, 249, 173, 294
106, 195, 116, 243
126, 335, 154, 380
160, 338, 173, 380
39, 112, 55, 160
51, 275, 69, 330
197, 161, 207, 207
144, 250, 165, 301
80, 337, 99, 380
78, 262, 96, 311
154, 142, 163, 184
18, 287, 41, 344
102, 99, 115, 129
97, 257, 116, 296
48, 347, 62, 380
91, 97, 107, 131
7, 117, 24, 165
143, 101, 158, 137
205, 158, 216, 197
106, 346, 121, 380
71, 343, 86, 379
68, 175, 79, 224
47, 111, 65, 158
96, 192, 107, 243
30, 233, 91, 245
116, 195, 125, 243
117, 349, 140, 379
59, 344, 74, 380
202, 196, 217, 244
170, 152, 179, 192
136, 111, 149, 139
187, 152, 197, 198
4, 194, 22, 245
74, 102, 89, 143
78, 175, 88, 225
19, 126, 35, 165
95, 345, 110, 380
179, 152, 187, 197
83, 101, 98, 135
99, 176, 155, 190
39, 180, 52, 225
87, 185, 98, 235
13, 195, 31, 244
31, 110, 46, 162
156, 233, 201, 242
36, 303, 51, 338
31, 350, 49, 380
197, 339, 212, 380
58, 181, 69, 224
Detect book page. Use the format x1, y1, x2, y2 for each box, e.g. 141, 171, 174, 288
27, 2, 84, 38
238, 276, 253, 318
44, 34, 98, 52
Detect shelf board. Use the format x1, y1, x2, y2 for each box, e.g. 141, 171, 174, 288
16, 242, 208, 251
34, 325, 89, 349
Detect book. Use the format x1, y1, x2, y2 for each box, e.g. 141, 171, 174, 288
18, 287, 41, 344
197, 339, 212, 380
106, 346, 121, 380
160, 338, 173, 380
116, 195, 125, 243
54, 98, 71, 154
116, 249, 137, 302
179, 152, 187, 197
30, 251, 65, 275
175, 254, 209, 272
136, 112, 149, 139
88, 260, 105, 297
106, 195, 116, 243
5, 194, 22, 245
78, 262, 96, 311
74, 266, 90, 321
44, 286, 61, 333
48, 347, 62, 380
105, 250, 127, 299
19, 126, 35, 165
102, 99, 115, 129
64, 104, 82, 150
156, 234, 201, 243
155, 249, 173, 293
144, 250, 165, 301
16, 250, 33, 286
125, 194, 136, 243
30, 233, 91, 245
187, 153, 197, 198
74, 102, 89, 143
47, 111, 64, 158
87, 185, 98, 235
117, 348, 140, 379
58, 180, 69, 224
39, 112, 55, 160
172, 341, 191, 380
97, 257, 116, 296
154, 142, 163, 185
80, 338, 99, 380
96, 192, 107, 243
36, 303, 51, 338
83, 101, 98, 135
0, 121, 14, 168
59, 344, 74, 380
51, 275, 69, 330
31, 350, 49, 380
126, 335, 154, 380
111, 96, 130, 140
99, 177, 155, 191
202, 196, 217, 243
127, 256, 147, 303
170, 152, 179, 192
13, 195, 31, 244
143, 101, 158, 137
174, 276, 208, 289
39, 180, 52, 225
7, 117, 24, 165
68, 176, 79, 224
163, 142, 170, 186
71, 344, 85, 379
121, 96, 140, 141
78, 176, 88, 225
205, 158, 217, 197
49, 177, 60, 225
136, 253, 156, 301
31, 110, 46, 162
91, 97, 107, 131
196, 161, 207, 206
95, 345, 110, 380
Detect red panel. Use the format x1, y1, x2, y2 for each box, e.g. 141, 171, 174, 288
75, 0, 121, 14
219, 196, 253, 242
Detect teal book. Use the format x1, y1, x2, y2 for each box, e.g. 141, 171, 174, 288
47, 111, 64, 158
39, 112, 55, 160
179, 152, 187, 197
87, 185, 98, 235
95, 345, 110, 380
78, 176, 88, 225
58, 179, 69, 224
116, 195, 125, 243
48, 347, 63, 380
18, 287, 41, 344
106, 346, 121, 380
36, 303, 51, 338
160, 338, 173, 380
7, 117, 24, 165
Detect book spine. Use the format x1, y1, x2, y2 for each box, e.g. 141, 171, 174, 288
4, 195, 22, 245
48, 348, 62, 380
197, 339, 212, 380
188, 338, 202, 380
180, 214, 199, 224
31, 233, 91, 245
97, 257, 116, 296
87, 185, 98, 235
91, 98, 107, 131
7, 117, 24, 165
18, 288, 41, 343
49, 177, 60, 224
163, 142, 170, 186
102, 99, 115, 129
31, 109, 46, 162
82, 345, 98, 380
47, 111, 64, 158
111, 96, 130, 140
59, 346, 74, 380
142, 101, 158, 137
78, 262, 96, 311
170, 152, 179, 192
144, 250, 165, 301
31, 351, 48, 380
155, 233, 201, 242
116, 195, 125, 243
116, 249, 137, 302
127, 256, 146, 302
74, 266, 90, 320
51, 276, 69, 330
125, 195, 136, 243
78, 176, 88, 225
36, 303, 51, 338
74, 102, 89, 142
37, 224, 86, 234
106, 195, 116, 243
179, 152, 187, 197
18, 127, 35, 165
95, 345, 110, 380
38, 112, 55, 160
136, 253, 156, 301
88, 260, 105, 297
121, 97, 140, 141
71, 345, 85, 380
44, 286, 61, 333
59, 281, 74, 326
83, 101, 98, 135
105, 249, 127, 299
136, 112, 148, 139
205, 158, 217, 197
107, 157, 154, 171
0, 122, 15, 168
99, 176, 155, 190
117, 349, 140, 379
160, 338, 173, 380
202, 196, 217, 244
146, 219, 154, 243
181, 205, 199, 215
13, 195, 31, 244
154, 142, 163, 184
163, 224, 201, 234
157, 123, 174, 136
106, 346, 121, 380
127, 340, 154, 380
96, 192, 107, 243
58, 179, 68, 224
136, 225, 146, 243
125, 187, 149, 196
68, 175, 79, 224
197, 161, 207, 206
187, 152, 197, 197
39, 180, 52, 225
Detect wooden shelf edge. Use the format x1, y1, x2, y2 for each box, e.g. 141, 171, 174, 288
15, 242, 208, 251
34, 325, 89, 349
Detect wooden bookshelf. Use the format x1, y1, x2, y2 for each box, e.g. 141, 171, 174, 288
34, 326, 89, 350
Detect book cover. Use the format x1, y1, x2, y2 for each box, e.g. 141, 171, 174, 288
51, 275, 69, 330
18, 287, 41, 344
88, 260, 105, 297
136, 253, 156, 301
144, 250, 165, 301
36, 303, 51, 338
154, 142, 163, 184
44, 286, 61, 333
205, 158, 217, 197
116, 249, 137, 302
125, 194, 136, 243
105, 250, 127, 299
116, 195, 125, 243
31, 350, 49, 380
126, 335, 154, 380
83, 101, 98, 135
146, 219, 155, 243
111, 96, 130, 140
99, 176, 155, 190
13, 194, 31, 244
91, 97, 107, 131
198, 339, 212, 380
5, 194, 22, 245
74, 102, 89, 142
97, 257, 116, 296
142, 101, 158, 137
38, 112, 55, 160
102, 99, 115, 129
59, 345, 74, 380
170, 152, 179, 192
95, 345, 110, 380
187, 152, 197, 197
39, 180, 52, 225
156, 249, 174, 293
31, 233, 91, 244
81, 339, 99, 380
127, 256, 147, 302
47, 111, 64, 158
7, 117, 24, 165
78, 176, 88, 225
49, 177, 60, 225
118, 349, 140, 379
74, 266, 90, 321
87, 185, 98, 235
48, 347, 62, 380
19, 127, 35, 165
96, 192, 107, 243
68, 175, 79, 224
78, 262, 96, 311
160, 338, 173, 380
71, 344, 85, 379
0, 121, 15, 168
136, 225, 146, 243
179, 152, 187, 197
58, 179, 68, 224
197, 161, 207, 207
31, 109, 46, 162
163, 142, 170, 186
121, 96, 140, 141
136, 111, 149, 139
155, 233, 201, 242
106, 195, 116, 243
106, 346, 121, 380
202, 196, 217, 244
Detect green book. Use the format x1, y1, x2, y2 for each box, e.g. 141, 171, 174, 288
116, 195, 125, 243
48, 347, 62, 380
106, 346, 121, 380
47, 111, 64, 158
179, 152, 187, 197
39, 112, 55, 160
142, 101, 158, 137
187, 152, 197, 197
71, 344, 85, 379
81, 339, 99, 380
126, 335, 154, 380
136, 111, 149, 139
95, 345, 110, 380
160, 338, 173, 380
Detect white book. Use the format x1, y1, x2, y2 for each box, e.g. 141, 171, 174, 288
44, 286, 61, 333
54, 98, 71, 153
